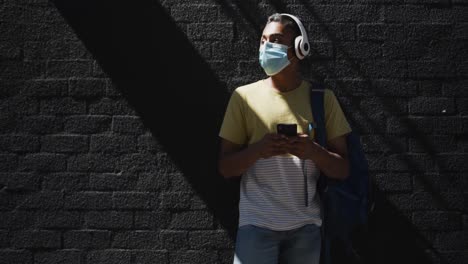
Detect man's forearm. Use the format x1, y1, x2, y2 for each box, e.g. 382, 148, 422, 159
307, 143, 349, 180
219, 144, 260, 179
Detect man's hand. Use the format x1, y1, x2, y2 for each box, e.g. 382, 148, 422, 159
252, 133, 290, 159
287, 133, 318, 159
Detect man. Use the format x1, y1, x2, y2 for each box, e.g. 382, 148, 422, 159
218, 13, 352, 264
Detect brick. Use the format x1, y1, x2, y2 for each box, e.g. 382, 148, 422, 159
216, 38, 249, 60
0, 211, 35, 230
41, 135, 88, 153
16, 191, 64, 210
357, 23, 405, 41
20, 153, 67, 172
409, 192, 465, 211
120, 153, 172, 173
89, 98, 135, 115
309, 23, 356, 41
42, 172, 88, 191
0, 60, 45, 80
456, 98, 468, 115
409, 97, 455, 115
86, 250, 132, 264
169, 250, 217, 264
161, 192, 192, 210
64, 230, 111, 249
385, 116, 425, 135
343, 110, 386, 135
90, 135, 137, 153
412, 211, 462, 231
361, 59, 408, 78
0, 96, 38, 115
414, 173, 467, 193
407, 60, 457, 79
134, 210, 171, 230
454, 23, 468, 39
409, 135, 457, 153
359, 97, 408, 117
188, 230, 233, 249
64, 115, 111, 134
0, 135, 40, 152
85, 211, 133, 229
171, 5, 218, 22
11, 230, 61, 249
170, 211, 213, 230
160, 230, 188, 250
0, 172, 40, 191
218, 249, 234, 264
133, 250, 168, 264
89, 172, 134, 191
0, 250, 32, 264
112, 231, 160, 249
431, 231, 465, 251
137, 135, 163, 153
407, 23, 453, 41
188, 23, 234, 40
419, 80, 443, 96
387, 154, 435, 172
20, 115, 63, 134
112, 116, 145, 134
40, 97, 86, 115
0, 154, 17, 171
309, 41, 334, 59
64, 192, 113, 210
375, 173, 412, 192
113, 192, 158, 209
35, 250, 83, 264
69, 78, 106, 98
0, 40, 21, 59
46, 60, 91, 78
23, 40, 91, 60
442, 81, 468, 96
168, 172, 193, 192
135, 173, 170, 192
0, 230, 7, 247
190, 195, 208, 210
436, 154, 468, 171
68, 154, 120, 172
0, 79, 21, 98
36, 211, 82, 229
336, 41, 381, 59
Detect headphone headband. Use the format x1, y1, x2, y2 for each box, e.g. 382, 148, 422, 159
279, 13, 310, 59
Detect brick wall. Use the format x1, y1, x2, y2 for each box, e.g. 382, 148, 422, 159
0, 0, 466, 263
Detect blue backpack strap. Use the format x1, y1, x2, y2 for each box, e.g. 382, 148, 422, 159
309, 82, 331, 264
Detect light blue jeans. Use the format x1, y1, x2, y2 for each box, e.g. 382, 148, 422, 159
233, 224, 322, 264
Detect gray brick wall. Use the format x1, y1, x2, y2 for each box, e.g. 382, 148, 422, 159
0, 0, 466, 263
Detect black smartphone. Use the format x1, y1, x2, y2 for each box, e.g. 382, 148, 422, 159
277, 123, 297, 137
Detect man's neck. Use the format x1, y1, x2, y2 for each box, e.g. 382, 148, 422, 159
267, 72, 302, 93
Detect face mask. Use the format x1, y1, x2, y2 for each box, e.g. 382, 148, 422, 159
259, 41, 292, 76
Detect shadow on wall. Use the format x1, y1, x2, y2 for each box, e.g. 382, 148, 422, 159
52, 0, 443, 263
51, 0, 240, 238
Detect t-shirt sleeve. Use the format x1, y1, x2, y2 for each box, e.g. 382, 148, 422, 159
218, 90, 248, 145
324, 89, 352, 141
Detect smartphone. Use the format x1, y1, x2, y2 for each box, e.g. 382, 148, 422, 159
277, 123, 297, 137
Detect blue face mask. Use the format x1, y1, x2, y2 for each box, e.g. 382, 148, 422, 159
259, 41, 292, 76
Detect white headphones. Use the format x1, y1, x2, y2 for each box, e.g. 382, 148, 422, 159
279, 13, 310, 60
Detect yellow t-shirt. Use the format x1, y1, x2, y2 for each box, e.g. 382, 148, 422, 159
219, 79, 351, 146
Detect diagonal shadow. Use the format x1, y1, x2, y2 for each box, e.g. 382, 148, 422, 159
51, 0, 241, 238
284, 1, 455, 263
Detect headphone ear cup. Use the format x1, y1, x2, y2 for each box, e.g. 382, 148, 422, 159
294, 36, 305, 60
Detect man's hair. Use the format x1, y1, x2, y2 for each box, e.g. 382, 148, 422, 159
266, 13, 301, 45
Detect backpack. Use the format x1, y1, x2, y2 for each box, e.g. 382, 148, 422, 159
309, 82, 374, 264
